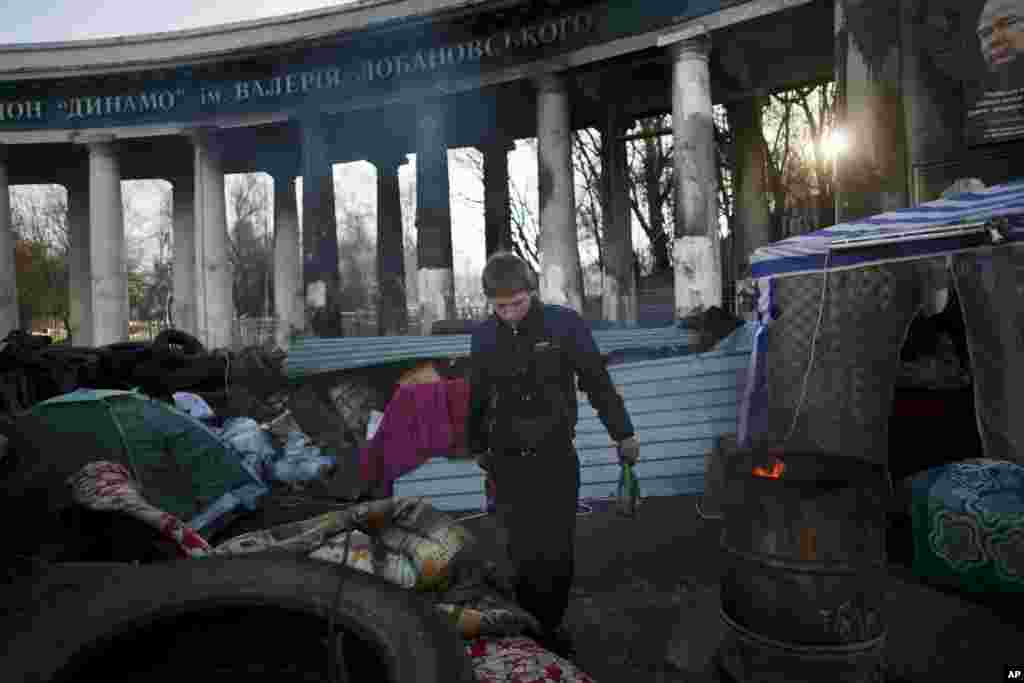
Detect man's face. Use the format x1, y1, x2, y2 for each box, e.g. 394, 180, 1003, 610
979, 6, 1024, 69
491, 290, 532, 325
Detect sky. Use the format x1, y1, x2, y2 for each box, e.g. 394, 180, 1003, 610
0, 1, 359, 44
4, 1, 649, 289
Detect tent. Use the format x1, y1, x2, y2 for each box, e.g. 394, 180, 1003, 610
738, 180, 1024, 592
739, 179, 1024, 466
8, 389, 266, 530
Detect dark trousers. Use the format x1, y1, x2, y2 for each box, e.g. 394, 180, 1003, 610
490, 443, 580, 633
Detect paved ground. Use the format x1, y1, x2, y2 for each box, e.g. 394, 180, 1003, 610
458, 494, 1023, 683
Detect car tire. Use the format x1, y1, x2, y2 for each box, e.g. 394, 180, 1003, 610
1, 556, 476, 683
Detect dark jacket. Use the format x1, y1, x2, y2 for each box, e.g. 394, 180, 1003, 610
466, 300, 634, 454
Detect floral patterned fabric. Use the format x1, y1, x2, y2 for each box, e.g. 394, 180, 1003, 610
67, 461, 212, 558
62, 479, 596, 680
466, 637, 596, 683
909, 458, 1024, 591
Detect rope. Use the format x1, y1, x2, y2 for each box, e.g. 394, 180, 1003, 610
695, 496, 724, 521
784, 249, 832, 446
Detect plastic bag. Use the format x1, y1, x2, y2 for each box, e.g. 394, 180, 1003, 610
616, 462, 641, 518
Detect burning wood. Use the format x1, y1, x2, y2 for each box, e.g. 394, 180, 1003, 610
752, 459, 786, 479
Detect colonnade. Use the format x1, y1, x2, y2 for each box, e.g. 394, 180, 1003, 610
0, 34, 790, 347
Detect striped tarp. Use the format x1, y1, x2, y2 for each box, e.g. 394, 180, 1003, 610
750, 179, 1024, 279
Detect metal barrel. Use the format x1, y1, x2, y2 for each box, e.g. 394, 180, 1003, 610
717, 451, 890, 683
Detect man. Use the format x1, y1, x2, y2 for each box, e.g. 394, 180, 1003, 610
969, 0, 1024, 145
978, 0, 1024, 71
466, 251, 639, 658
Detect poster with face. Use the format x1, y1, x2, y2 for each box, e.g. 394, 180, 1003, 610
966, 0, 1024, 146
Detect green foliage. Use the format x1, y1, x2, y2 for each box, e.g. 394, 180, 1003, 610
14, 238, 68, 327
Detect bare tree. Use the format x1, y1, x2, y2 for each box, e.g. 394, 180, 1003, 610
572, 127, 605, 277
399, 164, 418, 313
225, 173, 273, 318
10, 185, 70, 334
761, 81, 838, 239
625, 115, 674, 276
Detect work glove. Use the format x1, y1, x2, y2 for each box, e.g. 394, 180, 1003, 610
617, 436, 640, 465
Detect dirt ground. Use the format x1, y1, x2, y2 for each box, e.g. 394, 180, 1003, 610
458, 494, 1024, 683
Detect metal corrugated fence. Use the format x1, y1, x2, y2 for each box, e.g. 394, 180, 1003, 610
284, 324, 701, 378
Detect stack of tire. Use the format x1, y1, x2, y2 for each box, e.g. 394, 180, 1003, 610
97, 329, 227, 402
0, 331, 103, 414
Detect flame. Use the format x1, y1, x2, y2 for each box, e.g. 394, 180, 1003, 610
752, 459, 786, 479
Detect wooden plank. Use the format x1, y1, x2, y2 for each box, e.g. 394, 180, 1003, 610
606, 353, 750, 384
577, 387, 738, 419
575, 417, 738, 448
394, 470, 486, 496
397, 436, 719, 487
576, 401, 737, 434
398, 472, 707, 514
393, 349, 749, 510
395, 456, 708, 505
581, 372, 740, 402
577, 437, 718, 468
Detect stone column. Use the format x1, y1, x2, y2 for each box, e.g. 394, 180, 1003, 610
535, 73, 583, 312
726, 96, 773, 277
171, 174, 197, 337
272, 173, 304, 349
834, 0, 908, 221
64, 169, 92, 346
83, 135, 128, 346
371, 155, 408, 336
900, 0, 961, 203
415, 99, 456, 334
602, 104, 637, 323
669, 36, 723, 317
190, 129, 234, 350
0, 145, 17, 338
479, 138, 515, 257
300, 115, 342, 337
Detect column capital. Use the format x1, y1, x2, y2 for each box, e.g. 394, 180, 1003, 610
185, 126, 224, 151
367, 154, 408, 173
533, 72, 568, 94
267, 170, 300, 187
476, 137, 516, 155
416, 99, 446, 136
72, 132, 118, 149
169, 175, 195, 194
666, 34, 712, 61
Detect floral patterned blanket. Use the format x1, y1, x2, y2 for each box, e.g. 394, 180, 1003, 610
467, 637, 595, 683
66, 464, 600, 682
909, 458, 1024, 592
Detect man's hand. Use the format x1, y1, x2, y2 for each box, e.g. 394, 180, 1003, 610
617, 436, 640, 465
474, 451, 492, 472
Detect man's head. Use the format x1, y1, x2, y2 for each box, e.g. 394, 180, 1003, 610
481, 251, 537, 325
978, 0, 1024, 70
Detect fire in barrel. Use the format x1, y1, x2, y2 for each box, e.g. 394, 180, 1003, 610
717, 450, 889, 683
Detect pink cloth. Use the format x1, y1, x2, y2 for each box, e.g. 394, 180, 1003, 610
446, 378, 471, 454
360, 381, 455, 485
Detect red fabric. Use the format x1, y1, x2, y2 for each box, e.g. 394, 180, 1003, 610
446, 378, 471, 454
360, 381, 454, 485
466, 636, 596, 683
